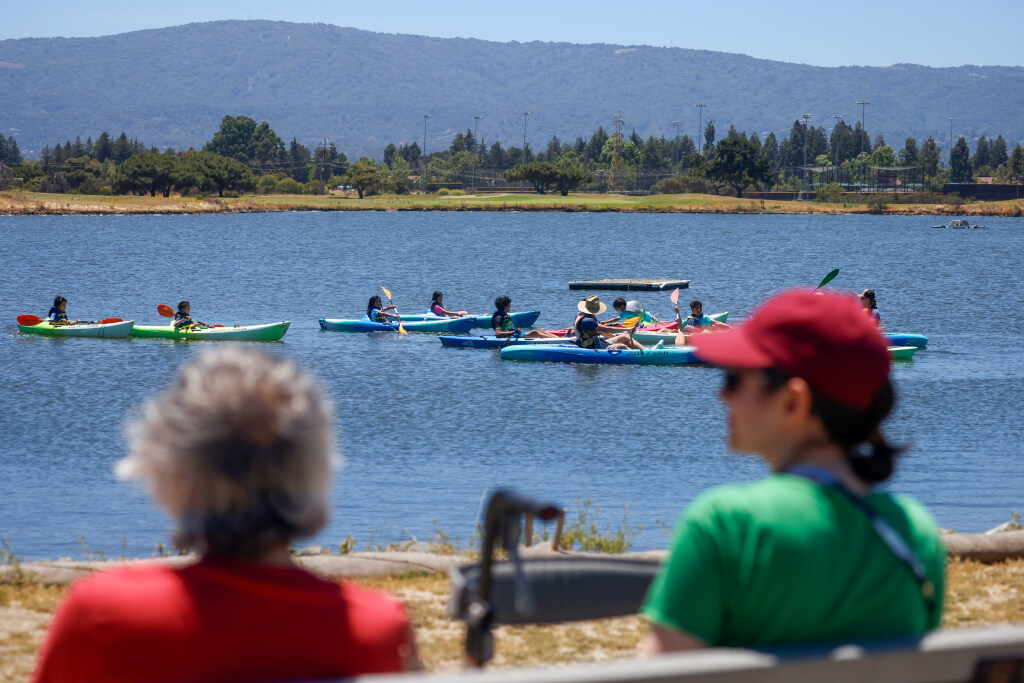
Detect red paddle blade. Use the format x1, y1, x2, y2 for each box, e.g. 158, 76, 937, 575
98, 318, 123, 324
212, 324, 224, 328
17, 314, 43, 326
157, 304, 175, 317
670, 288, 680, 305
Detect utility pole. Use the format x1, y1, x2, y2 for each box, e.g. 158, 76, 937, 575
695, 104, 707, 157
947, 116, 956, 169
833, 114, 843, 186
422, 114, 430, 193
672, 120, 682, 171
472, 115, 482, 191
521, 112, 530, 193
801, 113, 811, 200
857, 100, 870, 191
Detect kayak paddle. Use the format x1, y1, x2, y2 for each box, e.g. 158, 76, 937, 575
380, 286, 408, 335
813, 268, 840, 290
157, 304, 221, 328
668, 289, 688, 345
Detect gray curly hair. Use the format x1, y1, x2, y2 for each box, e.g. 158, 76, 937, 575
117, 347, 338, 559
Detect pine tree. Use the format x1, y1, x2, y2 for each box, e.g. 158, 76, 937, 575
990, 135, 1009, 167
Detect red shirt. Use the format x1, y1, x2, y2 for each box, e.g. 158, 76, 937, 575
33, 558, 411, 683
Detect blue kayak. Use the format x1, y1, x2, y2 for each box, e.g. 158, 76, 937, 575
319, 316, 476, 333
883, 333, 928, 348
500, 344, 701, 365
401, 310, 541, 329
440, 335, 573, 349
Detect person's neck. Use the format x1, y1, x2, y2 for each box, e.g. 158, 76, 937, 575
771, 438, 868, 495
256, 545, 295, 567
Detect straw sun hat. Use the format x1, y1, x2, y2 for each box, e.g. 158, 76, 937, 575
577, 295, 607, 315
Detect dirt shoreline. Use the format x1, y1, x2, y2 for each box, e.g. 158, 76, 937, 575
2, 191, 1022, 217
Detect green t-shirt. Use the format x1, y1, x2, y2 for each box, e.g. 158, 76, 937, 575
641, 474, 945, 648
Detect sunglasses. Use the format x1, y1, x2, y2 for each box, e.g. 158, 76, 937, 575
723, 368, 790, 395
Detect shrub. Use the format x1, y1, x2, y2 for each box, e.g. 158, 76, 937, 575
39, 173, 70, 194
814, 183, 845, 203
946, 193, 966, 209
654, 175, 718, 195
436, 187, 451, 196
866, 194, 889, 214
448, 189, 465, 196
275, 177, 302, 194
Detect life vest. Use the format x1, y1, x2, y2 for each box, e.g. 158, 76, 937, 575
491, 310, 513, 332
367, 307, 387, 322
48, 306, 68, 323
174, 310, 196, 328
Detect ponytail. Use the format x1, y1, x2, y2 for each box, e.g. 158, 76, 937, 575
811, 380, 903, 484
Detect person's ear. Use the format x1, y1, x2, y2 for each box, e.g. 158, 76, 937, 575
779, 376, 815, 427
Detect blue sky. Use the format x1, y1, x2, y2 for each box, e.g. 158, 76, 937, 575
3, 0, 1022, 68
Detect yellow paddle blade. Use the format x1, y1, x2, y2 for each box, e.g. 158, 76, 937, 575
398, 322, 408, 335
381, 286, 392, 299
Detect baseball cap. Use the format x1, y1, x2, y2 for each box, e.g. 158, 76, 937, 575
690, 289, 890, 410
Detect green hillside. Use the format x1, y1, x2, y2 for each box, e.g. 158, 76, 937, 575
1, 20, 1021, 157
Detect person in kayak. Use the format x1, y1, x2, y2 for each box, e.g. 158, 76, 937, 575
639, 289, 944, 655
491, 295, 557, 339
675, 300, 730, 334
173, 301, 206, 330
47, 296, 79, 325
366, 295, 399, 322
34, 348, 420, 682
574, 296, 645, 350
859, 289, 882, 326
603, 298, 654, 326
429, 291, 467, 318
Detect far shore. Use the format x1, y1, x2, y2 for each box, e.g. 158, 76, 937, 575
2, 190, 1022, 217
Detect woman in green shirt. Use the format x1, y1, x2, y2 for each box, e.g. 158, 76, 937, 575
639, 289, 944, 654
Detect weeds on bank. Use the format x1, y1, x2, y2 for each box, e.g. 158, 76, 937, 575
557, 499, 641, 553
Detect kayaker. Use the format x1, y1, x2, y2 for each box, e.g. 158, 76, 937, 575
34, 348, 421, 682
366, 295, 399, 322
675, 300, 730, 333
639, 289, 944, 655
604, 297, 652, 326
574, 296, 645, 350
47, 296, 79, 325
860, 289, 882, 326
491, 295, 557, 339
429, 291, 467, 318
173, 301, 206, 330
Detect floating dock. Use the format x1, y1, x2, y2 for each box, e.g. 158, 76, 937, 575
568, 279, 690, 291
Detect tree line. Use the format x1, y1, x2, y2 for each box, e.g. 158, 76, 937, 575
3, 114, 1024, 198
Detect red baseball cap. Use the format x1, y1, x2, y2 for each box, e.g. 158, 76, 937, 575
690, 289, 890, 410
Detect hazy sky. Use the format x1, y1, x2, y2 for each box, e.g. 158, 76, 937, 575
3, 0, 1022, 68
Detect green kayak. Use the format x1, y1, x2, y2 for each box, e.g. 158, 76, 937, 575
131, 321, 290, 341
888, 345, 917, 360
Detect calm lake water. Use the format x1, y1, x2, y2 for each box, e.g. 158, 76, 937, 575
1, 211, 1022, 560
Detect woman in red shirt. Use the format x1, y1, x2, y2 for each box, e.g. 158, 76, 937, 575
34, 348, 420, 683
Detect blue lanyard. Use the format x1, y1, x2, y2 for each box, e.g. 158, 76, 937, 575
786, 465, 936, 619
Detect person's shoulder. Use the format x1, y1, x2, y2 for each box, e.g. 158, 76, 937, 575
687, 477, 814, 517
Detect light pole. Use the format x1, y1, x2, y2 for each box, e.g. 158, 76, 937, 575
472, 115, 482, 190
422, 114, 431, 193
947, 116, 956, 168
857, 100, 870, 190
833, 114, 843, 186
521, 111, 530, 193
672, 120, 682, 170
801, 113, 811, 199
695, 104, 707, 156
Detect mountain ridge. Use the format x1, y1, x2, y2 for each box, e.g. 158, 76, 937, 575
2, 20, 1022, 158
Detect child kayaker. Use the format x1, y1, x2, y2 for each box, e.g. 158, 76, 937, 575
429, 291, 467, 318
491, 296, 556, 339
366, 295, 399, 322
47, 296, 79, 325
860, 289, 882, 326
173, 301, 206, 330
675, 300, 730, 333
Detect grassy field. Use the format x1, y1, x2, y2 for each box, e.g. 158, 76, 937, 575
2, 557, 1023, 681
3, 190, 1023, 216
